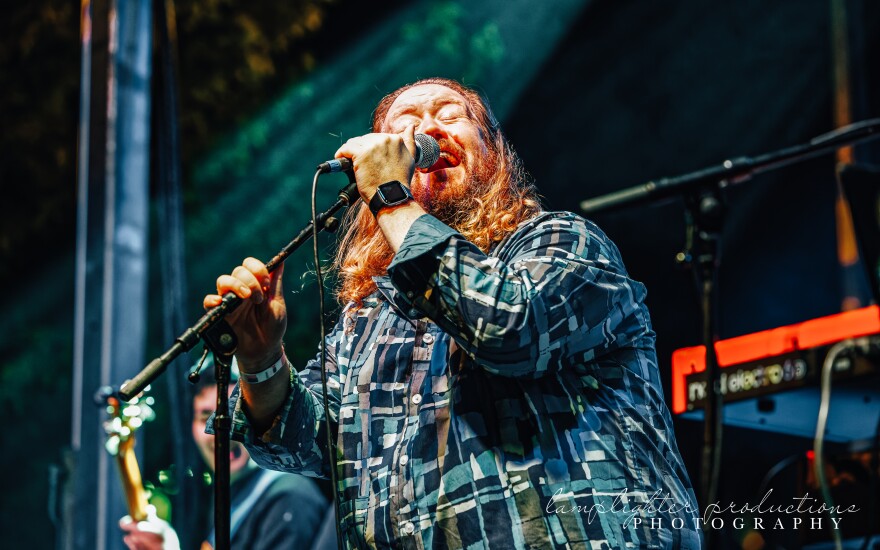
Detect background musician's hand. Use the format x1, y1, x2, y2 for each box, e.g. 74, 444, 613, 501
119, 505, 180, 550
203, 257, 287, 373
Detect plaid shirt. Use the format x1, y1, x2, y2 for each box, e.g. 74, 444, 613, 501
228, 212, 701, 549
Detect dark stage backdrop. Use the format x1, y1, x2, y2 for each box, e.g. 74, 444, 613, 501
1, 0, 878, 548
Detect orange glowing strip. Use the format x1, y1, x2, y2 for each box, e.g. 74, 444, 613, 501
671, 305, 880, 414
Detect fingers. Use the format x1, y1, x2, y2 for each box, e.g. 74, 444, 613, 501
217, 274, 254, 300
122, 531, 165, 550
201, 258, 288, 368
334, 131, 414, 168
204, 257, 272, 309
203, 293, 222, 308
232, 266, 263, 304
402, 125, 417, 159
264, 261, 285, 300
120, 518, 165, 550
335, 131, 417, 202
242, 257, 270, 282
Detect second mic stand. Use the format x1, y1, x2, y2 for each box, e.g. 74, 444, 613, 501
676, 187, 725, 548
579, 119, 880, 530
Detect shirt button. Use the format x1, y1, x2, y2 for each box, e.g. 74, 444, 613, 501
400, 455, 409, 466
408, 308, 420, 318
411, 394, 422, 405
422, 333, 434, 345
403, 522, 415, 535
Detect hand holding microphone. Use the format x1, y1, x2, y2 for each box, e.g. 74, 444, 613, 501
330, 129, 440, 206
317, 131, 440, 176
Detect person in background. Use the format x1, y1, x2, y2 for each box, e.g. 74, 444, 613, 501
120, 356, 328, 550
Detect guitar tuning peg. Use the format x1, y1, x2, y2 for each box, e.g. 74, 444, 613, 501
105, 436, 120, 456
93, 385, 116, 406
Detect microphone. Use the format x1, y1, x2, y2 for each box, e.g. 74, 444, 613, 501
317, 133, 441, 174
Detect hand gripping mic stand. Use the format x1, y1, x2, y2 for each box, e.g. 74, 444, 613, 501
116, 171, 360, 550
580, 118, 880, 546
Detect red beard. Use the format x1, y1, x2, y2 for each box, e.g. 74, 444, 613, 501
411, 139, 496, 229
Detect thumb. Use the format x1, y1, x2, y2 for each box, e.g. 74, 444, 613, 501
267, 262, 284, 301
404, 125, 417, 160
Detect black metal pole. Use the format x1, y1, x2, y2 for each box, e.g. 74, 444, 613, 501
152, 0, 196, 545
677, 190, 725, 549
175, 321, 242, 550
213, 373, 231, 550
690, 192, 725, 510
202, 319, 237, 550
72, 1, 153, 548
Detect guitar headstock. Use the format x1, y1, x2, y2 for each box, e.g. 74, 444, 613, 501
98, 386, 157, 522
102, 389, 156, 456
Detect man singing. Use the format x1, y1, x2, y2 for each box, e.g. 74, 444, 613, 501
205, 77, 701, 548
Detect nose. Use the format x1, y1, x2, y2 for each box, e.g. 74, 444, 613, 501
416, 114, 446, 140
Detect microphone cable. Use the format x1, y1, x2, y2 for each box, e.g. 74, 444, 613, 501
812, 337, 880, 550
307, 135, 437, 549
311, 167, 343, 550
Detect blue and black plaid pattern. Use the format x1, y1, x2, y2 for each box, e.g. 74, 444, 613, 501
228, 212, 701, 549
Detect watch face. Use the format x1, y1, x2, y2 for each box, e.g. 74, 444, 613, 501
379, 181, 409, 203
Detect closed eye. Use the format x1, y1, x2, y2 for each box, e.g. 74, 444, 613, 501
388, 115, 419, 133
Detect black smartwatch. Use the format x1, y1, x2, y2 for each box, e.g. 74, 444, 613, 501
368, 180, 414, 216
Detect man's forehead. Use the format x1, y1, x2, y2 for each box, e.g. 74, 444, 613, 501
385, 84, 469, 119
193, 384, 233, 407
193, 389, 214, 408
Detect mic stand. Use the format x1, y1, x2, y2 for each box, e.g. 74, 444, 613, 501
676, 189, 725, 549
201, 320, 237, 550
115, 171, 358, 550
579, 118, 880, 548
117, 174, 359, 402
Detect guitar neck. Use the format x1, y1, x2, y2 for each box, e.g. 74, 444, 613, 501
115, 443, 149, 522
103, 394, 155, 523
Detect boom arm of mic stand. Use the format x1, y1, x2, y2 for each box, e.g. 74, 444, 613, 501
118, 177, 361, 401
580, 158, 753, 214
580, 118, 880, 215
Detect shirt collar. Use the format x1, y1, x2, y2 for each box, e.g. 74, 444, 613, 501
371, 275, 424, 321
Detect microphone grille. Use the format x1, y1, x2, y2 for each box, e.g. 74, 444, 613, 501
414, 134, 440, 169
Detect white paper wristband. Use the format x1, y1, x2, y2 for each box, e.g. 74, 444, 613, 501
241, 354, 286, 384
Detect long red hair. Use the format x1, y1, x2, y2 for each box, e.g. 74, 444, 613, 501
333, 78, 542, 307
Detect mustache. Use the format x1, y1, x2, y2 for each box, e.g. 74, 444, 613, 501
433, 137, 465, 165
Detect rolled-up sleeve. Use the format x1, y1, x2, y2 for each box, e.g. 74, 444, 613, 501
387, 212, 653, 377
